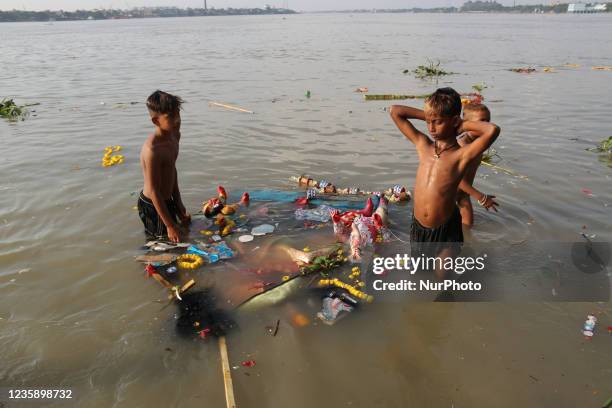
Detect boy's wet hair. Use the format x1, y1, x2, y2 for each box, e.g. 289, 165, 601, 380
463, 103, 491, 120
425, 87, 462, 117
146, 90, 183, 115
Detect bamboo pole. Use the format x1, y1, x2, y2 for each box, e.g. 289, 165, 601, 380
364, 94, 430, 101
480, 161, 529, 179
218, 336, 237, 408
209, 101, 253, 114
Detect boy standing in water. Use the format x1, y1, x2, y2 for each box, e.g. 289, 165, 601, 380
390, 88, 500, 254
456, 103, 498, 227
138, 90, 190, 242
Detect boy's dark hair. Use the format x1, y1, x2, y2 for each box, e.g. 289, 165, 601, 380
146, 90, 183, 115
425, 87, 462, 117
463, 103, 491, 119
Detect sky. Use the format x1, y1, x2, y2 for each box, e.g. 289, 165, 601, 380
0, 0, 550, 12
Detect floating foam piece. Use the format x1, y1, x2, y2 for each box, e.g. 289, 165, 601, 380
251, 224, 275, 236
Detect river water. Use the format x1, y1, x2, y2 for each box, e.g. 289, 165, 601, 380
1, 12, 612, 407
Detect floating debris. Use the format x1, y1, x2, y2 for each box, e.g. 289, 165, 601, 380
0, 98, 30, 121
101, 145, 124, 167
510, 67, 536, 74
364, 94, 430, 101
251, 224, 274, 236
409, 59, 451, 80
583, 314, 597, 339
238, 234, 254, 243
471, 83, 487, 93
209, 101, 253, 114
587, 136, 612, 155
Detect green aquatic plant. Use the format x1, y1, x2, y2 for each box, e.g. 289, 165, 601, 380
481, 148, 501, 164
587, 136, 612, 167
410, 59, 451, 80
587, 136, 612, 155
0, 98, 29, 121
471, 83, 487, 93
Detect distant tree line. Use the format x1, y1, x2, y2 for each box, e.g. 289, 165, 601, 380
460, 1, 610, 13
0, 7, 296, 23
322, 1, 611, 14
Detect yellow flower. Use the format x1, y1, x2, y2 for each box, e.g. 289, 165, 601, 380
303, 247, 310, 253
282, 275, 290, 281
201, 230, 213, 235
177, 254, 204, 270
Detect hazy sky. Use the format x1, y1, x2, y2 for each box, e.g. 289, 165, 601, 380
0, 0, 545, 12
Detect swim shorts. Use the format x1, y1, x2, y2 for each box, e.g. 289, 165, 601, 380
410, 206, 463, 257
137, 191, 179, 238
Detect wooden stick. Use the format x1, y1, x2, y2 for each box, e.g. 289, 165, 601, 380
151, 272, 173, 289
481, 161, 529, 179
209, 101, 253, 114
364, 94, 430, 101
166, 279, 196, 301
218, 336, 237, 408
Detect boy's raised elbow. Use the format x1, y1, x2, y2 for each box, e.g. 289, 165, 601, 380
488, 123, 501, 139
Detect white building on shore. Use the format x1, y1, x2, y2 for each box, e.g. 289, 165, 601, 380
567, 3, 607, 13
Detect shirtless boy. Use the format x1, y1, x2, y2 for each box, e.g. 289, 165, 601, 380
390, 88, 500, 251
456, 103, 497, 227
138, 90, 190, 242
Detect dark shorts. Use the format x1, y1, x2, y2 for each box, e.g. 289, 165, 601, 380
410, 206, 463, 257
137, 191, 179, 238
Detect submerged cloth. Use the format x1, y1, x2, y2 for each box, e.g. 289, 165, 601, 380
137, 191, 179, 238
410, 206, 463, 251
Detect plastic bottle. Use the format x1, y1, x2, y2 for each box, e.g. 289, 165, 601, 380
583, 314, 597, 338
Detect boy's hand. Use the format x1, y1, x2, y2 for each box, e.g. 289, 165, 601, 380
478, 194, 499, 212
167, 224, 184, 243
179, 212, 191, 227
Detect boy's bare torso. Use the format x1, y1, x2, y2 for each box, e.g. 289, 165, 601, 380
141, 132, 179, 200
414, 143, 468, 228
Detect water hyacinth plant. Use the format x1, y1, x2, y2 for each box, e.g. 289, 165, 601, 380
408, 59, 451, 80
587, 136, 612, 167
588, 136, 612, 155
0, 98, 29, 121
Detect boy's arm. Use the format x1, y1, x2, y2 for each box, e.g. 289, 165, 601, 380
459, 120, 501, 163
389, 105, 431, 148
143, 149, 183, 242
458, 179, 499, 211
172, 168, 191, 226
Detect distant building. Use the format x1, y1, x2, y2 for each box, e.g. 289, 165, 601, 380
567, 3, 607, 13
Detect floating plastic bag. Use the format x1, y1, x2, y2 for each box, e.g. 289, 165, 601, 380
295, 204, 334, 222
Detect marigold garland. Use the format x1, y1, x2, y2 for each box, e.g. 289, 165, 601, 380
102, 145, 124, 167
177, 254, 204, 270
